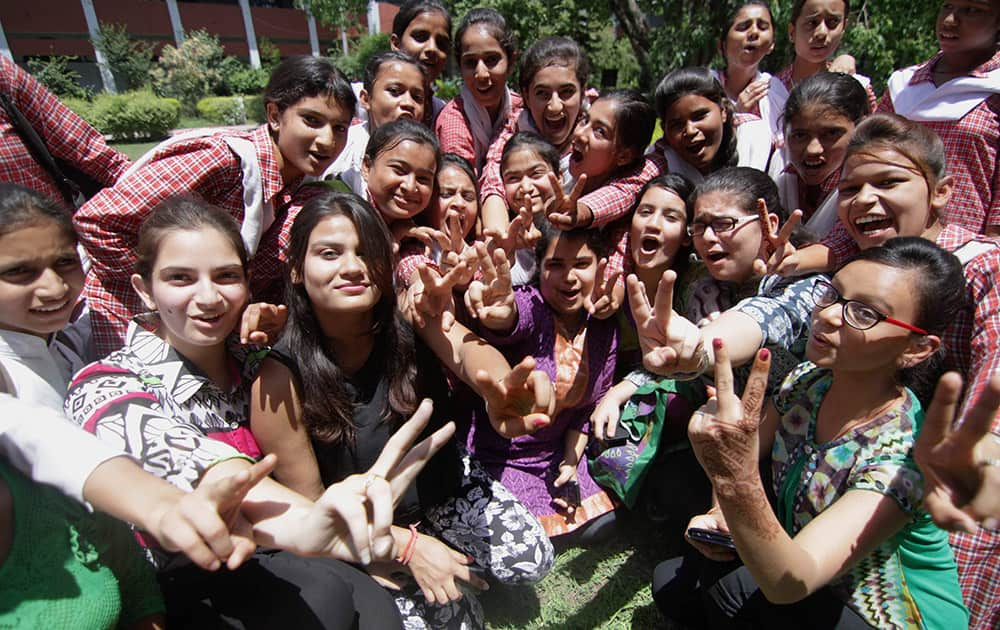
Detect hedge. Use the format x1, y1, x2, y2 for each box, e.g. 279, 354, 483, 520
65, 91, 180, 141
196, 95, 264, 126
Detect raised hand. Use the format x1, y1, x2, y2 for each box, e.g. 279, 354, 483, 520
752, 199, 803, 277
421, 210, 480, 288
736, 77, 770, 114
464, 243, 517, 332
294, 399, 456, 564
546, 172, 591, 230
626, 270, 704, 376
917, 372, 1000, 532
484, 205, 540, 255
476, 356, 554, 438
404, 262, 469, 330
585, 258, 623, 319
688, 340, 771, 483
240, 303, 289, 345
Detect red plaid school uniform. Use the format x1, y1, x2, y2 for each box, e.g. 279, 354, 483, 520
478, 112, 519, 202
0, 55, 129, 209
75, 125, 310, 356
434, 92, 524, 172
934, 225, 1000, 630
877, 50, 1000, 234
775, 64, 878, 112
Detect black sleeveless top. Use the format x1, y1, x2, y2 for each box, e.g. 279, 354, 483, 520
267, 334, 462, 524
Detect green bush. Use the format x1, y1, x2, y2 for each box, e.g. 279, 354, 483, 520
151, 30, 224, 113
218, 56, 270, 96
196, 95, 266, 125
197, 96, 247, 125
93, 22, 155, 91
26, 56, 90, 99
87, 91, 181, 140
243, 95, 265, 123
330, 33, 390, 81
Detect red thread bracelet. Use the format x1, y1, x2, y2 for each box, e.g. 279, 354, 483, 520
397, 523, 420, 565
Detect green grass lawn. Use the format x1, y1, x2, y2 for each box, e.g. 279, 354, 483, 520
481, 509, 687, 629
111, 115, 260, 160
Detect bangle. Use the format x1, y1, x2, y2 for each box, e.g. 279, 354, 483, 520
396, 523, 420, 565
672, 344, 710, 382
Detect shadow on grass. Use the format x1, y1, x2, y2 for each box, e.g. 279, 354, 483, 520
480, 582, 542, 627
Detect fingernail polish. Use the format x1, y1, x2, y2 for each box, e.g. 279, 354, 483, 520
759, 348, 770, 360
713, 338, 723, 350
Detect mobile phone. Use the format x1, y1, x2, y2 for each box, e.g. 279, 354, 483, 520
603, 422, 630, 447
686, 527, 736, 550
556, 480, 581, 507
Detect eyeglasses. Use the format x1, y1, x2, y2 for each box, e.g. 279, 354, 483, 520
686, 214, 760, 237
811, 279, 928, 335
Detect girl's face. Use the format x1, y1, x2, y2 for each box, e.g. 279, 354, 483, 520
296, 215, 381, 319
723, 5, 775, 69
0, 221, 83, 338
806, 260, 926, 374
525, 65, 582, 149
692, 190, 772, 283
502, 147, 558, 216
569, 98, 632, 181
789, 0, 847, 65
433, 165, 478, 238
391, 11, 451, 82
937, 0, 1000, 57
459, 26, 510, 115
663, 94, 727, 175
132, 229, 248, 357
837, 148, 950, 251
540, 233, 598, 319
630, 186, 689, 273
361, 62, 426, 129
362, 139, 437, 222
267, 94, 352, 180
787, 105, 855, 186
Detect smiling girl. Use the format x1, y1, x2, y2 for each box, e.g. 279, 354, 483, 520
250, 192, 553, 629
771, 72, 869, 236
654, 67, 772, 182
66, 196, 459, 628
76, 56, 356, 356
435, 8, 520, 173
465, 224, 618, 539
877, 0, 1000, 235
325, 51, 428, 196
654, 237, 969, 628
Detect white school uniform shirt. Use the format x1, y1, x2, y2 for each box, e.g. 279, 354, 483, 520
321, 120, 370, 198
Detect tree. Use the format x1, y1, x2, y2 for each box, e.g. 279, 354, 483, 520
301, 0, 367, 30
93, 22, 156, 92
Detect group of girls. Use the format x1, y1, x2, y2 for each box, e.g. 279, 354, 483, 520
1, 0, 999, 628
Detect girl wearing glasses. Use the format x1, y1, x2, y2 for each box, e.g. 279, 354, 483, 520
654, 236, 969, 628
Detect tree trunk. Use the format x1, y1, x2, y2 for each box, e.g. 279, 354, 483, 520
608, 0, 653, 90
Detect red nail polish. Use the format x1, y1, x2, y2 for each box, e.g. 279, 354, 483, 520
713, 338, 723, 350
759, 348, 770, 360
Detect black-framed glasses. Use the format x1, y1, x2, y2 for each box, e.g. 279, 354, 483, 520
811, 279, 928, 335
686, 214, 760, 237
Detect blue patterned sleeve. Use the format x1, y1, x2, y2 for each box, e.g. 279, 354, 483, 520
732, 274, 824, 352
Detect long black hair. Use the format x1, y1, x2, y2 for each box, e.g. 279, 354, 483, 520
284, 192, 418, 444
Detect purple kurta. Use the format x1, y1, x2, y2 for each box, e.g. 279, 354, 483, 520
467, 286, 618, 536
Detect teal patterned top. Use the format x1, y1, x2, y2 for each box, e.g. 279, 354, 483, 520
771, 363, 968, 629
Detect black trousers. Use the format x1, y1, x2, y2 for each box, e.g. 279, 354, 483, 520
652, 552, 874, 629
159, 549, 403, 630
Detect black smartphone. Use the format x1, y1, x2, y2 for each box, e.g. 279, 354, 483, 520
555, 480, 581, 507
686, 527, 736, 550
603, 422, 630, 447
